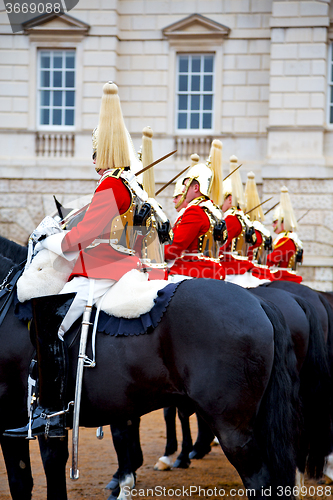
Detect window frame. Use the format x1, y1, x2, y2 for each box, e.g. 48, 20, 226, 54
176, 53, 215, 133
37, 49, 76, 131
27, 40, 83, 133
166, 43, 223, 137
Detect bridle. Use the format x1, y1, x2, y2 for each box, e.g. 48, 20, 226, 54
0, 260, 25, 327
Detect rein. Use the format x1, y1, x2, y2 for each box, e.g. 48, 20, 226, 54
0, 260, 26, 327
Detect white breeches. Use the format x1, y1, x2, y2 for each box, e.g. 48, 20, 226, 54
224, 272, 270, 288
58, 276, 116, 339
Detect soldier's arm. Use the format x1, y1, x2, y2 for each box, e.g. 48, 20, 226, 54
62, 177, 130, 253
164, 206, 209, 261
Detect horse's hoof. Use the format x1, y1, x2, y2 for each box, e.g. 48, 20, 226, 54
106, 470, 120, 490
154, 456, 173, 470
106, 477, 119, 490
107, 486, 119, 499
173, 458, 190, 469
189, 448, 210, 460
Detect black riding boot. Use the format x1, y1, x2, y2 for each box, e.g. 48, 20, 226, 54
4, 293, 75, 439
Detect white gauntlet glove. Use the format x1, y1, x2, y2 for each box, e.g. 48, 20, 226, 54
26, 216, 63, 268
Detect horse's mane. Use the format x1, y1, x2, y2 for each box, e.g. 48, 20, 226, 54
0, 235, 27, 264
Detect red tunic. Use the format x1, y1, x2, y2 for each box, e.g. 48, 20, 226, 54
62, 175, 141, 281
266, 234, 302, 283
219, 211, 254, 275
220, 212, 242, 252
164, 204, 225, 280
248, 230, 274, 281
248, 229, 262, 261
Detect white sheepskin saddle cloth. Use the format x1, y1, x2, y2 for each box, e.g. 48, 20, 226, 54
17, 249, 74, 303
17, 251, 170, 319
97, 269, 169, 319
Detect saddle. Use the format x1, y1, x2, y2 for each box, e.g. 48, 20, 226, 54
16, 249, 174, 321
15, 278, 181, 338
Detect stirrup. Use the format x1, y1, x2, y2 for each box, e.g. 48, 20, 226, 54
40, 401, 75, 421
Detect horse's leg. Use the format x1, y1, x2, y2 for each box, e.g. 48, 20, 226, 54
106, 418, 142, 492
109, 420, 135, 500
216, 430, 272, 498
213, 301, 298, 498
0, 436, 33, 500
38, 433, 69, 500
173, 407, 192, 469
128, 416, 143, 472
163, 406, 177, 456
189, 413, 215, 459
154, 407, 177, 470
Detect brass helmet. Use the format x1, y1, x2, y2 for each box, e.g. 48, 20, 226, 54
245, 171, 264, 222
173, 177, 185, 197
273, 186, 298, 232
180, 139, 223, 203
173, 152, 199, 201
224, 155, 245, 211
223, 178, 232, 201
183, 162, 213, 198
174, 162, 213, 210
209, 139, 223, 206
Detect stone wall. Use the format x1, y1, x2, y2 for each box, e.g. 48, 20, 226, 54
264, 177, 333, 291
0, 177, 96, 244
1, 0, 333, 290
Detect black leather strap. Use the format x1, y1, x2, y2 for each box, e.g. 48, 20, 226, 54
0, 264, 25, 326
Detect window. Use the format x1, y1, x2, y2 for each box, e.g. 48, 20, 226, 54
38, 50, 76, 128
176, 54, 214, 131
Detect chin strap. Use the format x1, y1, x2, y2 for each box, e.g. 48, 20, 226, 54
175, 180, 191, 210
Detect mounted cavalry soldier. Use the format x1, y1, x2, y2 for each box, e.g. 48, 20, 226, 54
165, 140, 226, 281
244, 171, 273, 282
5, 82, 170, 439
267, 185, 303, 283
172, 153, 200, 216
219, 155, 256, 281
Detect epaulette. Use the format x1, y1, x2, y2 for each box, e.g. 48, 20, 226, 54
253, 220, 271, 238
199, 199, 223, 221
102, 167, 130, 180
287, 231, 303, 249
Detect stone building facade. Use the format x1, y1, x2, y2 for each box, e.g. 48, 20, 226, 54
0, 0, 333, 289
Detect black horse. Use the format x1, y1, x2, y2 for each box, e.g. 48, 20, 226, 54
0, 239, 70, 500
262, 280, 333, 420
0, 237, 302, 499
0, 237, 141, 500
251, 285, 333, 479
155, 283, 333, 481
153, 406, 214, 470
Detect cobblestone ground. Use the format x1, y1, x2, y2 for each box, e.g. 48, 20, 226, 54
0, 410, 332, 499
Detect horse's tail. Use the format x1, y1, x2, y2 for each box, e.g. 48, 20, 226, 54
255, 300, 301, 489
293, 295, 332, 477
